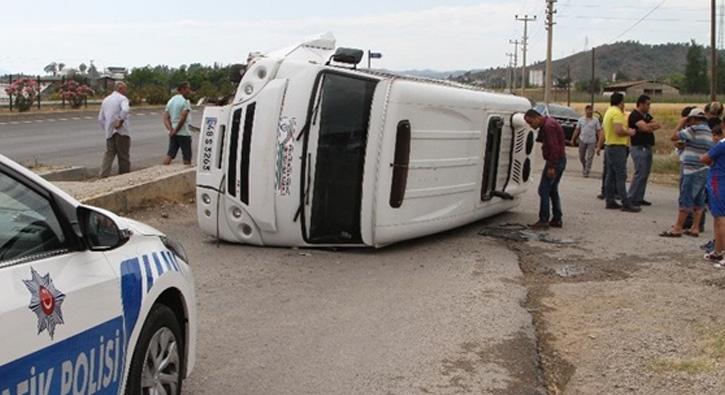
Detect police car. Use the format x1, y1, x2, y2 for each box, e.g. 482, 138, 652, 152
0, 154, 196, 395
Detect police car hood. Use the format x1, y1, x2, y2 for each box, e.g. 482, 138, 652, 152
119, 217, 165, 237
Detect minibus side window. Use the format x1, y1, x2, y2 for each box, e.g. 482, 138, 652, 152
390, 120, 411, 208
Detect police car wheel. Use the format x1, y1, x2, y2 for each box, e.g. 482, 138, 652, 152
125, 304, 185, 395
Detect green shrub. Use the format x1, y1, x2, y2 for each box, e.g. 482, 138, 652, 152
143, 85, 170, 105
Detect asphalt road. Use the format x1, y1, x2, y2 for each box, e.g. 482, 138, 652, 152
0, 109, 200, 173
131, 205, 543, 395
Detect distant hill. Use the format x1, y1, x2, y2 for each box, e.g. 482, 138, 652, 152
451, 41, 695, 87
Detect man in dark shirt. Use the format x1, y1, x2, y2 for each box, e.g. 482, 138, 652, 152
524, 109, 567, 229
627, 95, 660, 206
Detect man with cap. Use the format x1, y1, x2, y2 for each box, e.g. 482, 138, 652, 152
660, 108, 714, 237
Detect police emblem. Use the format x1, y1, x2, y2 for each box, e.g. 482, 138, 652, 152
23, 267, 66, 339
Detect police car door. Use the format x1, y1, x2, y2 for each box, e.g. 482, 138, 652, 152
0, 168, 124, 395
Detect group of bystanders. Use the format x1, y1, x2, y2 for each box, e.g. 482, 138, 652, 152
524, 94, 725, 269
96, 81, 195, 177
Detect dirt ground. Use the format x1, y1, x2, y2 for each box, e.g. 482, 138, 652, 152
120, 148, 725, 394
503, 161, 725, 394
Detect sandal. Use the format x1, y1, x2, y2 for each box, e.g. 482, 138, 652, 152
684, 230, 700, 238
659, 230, 682, 238
704, 251, 724, 262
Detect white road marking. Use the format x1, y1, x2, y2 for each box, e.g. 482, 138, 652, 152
22, 121, 32, 124
83, 116, 93, 120
0, 122, 7, 125
148, 112, 157, 115
10, 121, 19, 125
35, 120, 45, 123
71, 117, 81, 120
46, 119, 56, 122
58, 118, 68, 121
136, 112, 146, 116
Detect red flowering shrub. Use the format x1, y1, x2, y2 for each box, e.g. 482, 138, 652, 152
60, 80, 94, 108
4, 78, 39, 112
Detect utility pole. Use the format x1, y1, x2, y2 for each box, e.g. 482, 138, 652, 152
567, 64, 571, 107
711, 0, 717, 101
509, 39, 520, 91
590, 47, 596, 109
506, 52, 515, 92
515, 14, 537, 96
544, 0, 557, 104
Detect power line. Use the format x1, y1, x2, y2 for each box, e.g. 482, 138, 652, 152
613, 0, 667, 41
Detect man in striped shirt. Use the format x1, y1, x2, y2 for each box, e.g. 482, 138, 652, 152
660, 108, 714, 237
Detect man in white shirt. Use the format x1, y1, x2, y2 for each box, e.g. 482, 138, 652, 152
98, 81, 130, 177
570, 104, 602, 177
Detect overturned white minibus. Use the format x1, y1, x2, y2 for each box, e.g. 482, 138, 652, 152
196, 34, 536, 247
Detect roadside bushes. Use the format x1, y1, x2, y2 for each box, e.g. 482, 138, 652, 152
143, 85, 170, 105
59, 80, 94, 108
4, 78, 39, 112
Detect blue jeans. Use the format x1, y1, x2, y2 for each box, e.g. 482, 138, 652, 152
628, 145, 652, 203
538, 157, 567, 222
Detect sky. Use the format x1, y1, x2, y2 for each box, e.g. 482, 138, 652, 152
0, 0, 716, 75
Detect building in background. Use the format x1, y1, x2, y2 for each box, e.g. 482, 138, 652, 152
529, 70, 544, 87
602, 80, 680, 97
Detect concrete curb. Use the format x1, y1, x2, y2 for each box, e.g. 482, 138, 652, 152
82, 169, 196, 213
55, 166, 196, 213
38, 166, 89, 182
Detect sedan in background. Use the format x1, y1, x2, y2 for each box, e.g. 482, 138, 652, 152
533, 103, 581, 145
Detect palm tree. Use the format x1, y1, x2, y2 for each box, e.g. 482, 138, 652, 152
43, 62, 57, 76
79, 63, 87, 74
58, 63, 65, 72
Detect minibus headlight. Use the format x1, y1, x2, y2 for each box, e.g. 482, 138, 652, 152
243, 84, 254, 95
232, 207, 243, 219
201, 193, 212, 205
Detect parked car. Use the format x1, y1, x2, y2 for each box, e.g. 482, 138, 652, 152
0, 153, 196, 395
533, 103, 581, 145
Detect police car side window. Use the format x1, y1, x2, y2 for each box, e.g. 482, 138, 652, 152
0, 172, 67, 265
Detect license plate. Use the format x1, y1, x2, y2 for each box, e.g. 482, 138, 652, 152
200, 117, 217, 172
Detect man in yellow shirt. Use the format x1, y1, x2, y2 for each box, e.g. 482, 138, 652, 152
602, 92, 640, 212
